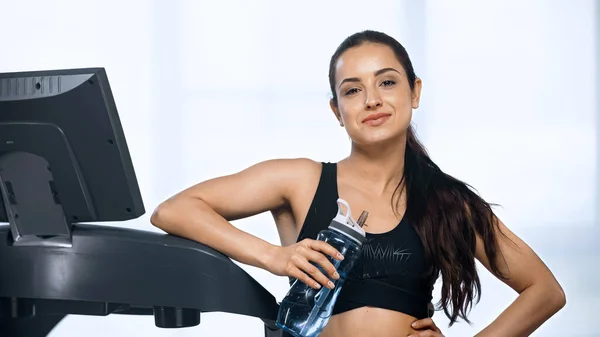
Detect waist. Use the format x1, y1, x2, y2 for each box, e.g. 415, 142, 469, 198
321, 306, 419, 337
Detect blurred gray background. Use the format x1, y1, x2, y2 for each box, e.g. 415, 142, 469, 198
0, 0, 597, 336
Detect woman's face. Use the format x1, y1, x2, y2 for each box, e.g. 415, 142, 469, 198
331, 43, 421, 146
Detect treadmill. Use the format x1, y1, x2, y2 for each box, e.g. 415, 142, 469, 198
0, 68, 283, 336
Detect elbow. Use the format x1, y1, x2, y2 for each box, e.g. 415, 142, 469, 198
150, 196, 207, 235
553, 284, 567, 311
525, 278, 566, 315
150, 199, 177, 233
542, 281, 566, 314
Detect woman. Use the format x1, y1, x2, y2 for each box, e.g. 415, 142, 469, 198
151, 30, 566, 337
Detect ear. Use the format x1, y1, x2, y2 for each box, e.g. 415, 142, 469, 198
411, 78, 423, 109
330, 99, 344, 126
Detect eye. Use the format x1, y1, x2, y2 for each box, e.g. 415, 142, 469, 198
381, 80, 396, 87
344, 88, 360, 96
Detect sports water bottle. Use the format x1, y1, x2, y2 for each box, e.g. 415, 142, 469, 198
276, 198, 368, 337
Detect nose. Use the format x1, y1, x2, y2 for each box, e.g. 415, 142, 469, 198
365, 92, 383, 110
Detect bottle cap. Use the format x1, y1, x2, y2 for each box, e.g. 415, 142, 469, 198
357, 211, 369, 228
330, 198, 367, 244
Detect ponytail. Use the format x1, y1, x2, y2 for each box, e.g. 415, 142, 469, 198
396, 125, 507, 325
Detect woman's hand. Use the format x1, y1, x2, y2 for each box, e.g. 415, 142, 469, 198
266, 239, 343, 290
408, 317, 444, 337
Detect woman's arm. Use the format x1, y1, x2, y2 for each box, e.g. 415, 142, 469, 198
474, 217, 566, 336
150, 158, 317, 270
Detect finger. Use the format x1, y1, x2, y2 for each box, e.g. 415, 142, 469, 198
305, 249, 339, 280
412, 318, 440, 332
294, 255, 334, 289
287, 264, 321, 290
305, 239, 344, 261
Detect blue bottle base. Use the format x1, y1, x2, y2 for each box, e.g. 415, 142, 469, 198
276, 298, 322, 337
275, 321, 304, 337
276, 287, 337, 337
276, 312, 329, 337
276, 322, 327, 337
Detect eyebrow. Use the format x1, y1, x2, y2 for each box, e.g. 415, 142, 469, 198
338, 67, 401, 89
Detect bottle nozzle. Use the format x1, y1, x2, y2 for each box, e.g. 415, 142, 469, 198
357, 211, 369, 228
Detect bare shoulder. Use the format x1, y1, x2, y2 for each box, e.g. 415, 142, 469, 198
167, 157, 323, 222
236, 157, 322, 196
266, 158, 324, 245
252, 157, 322, 185
259, 157, 324, 202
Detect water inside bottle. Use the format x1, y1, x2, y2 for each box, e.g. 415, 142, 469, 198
276, 261, 350, 337
277, 283, 344, 337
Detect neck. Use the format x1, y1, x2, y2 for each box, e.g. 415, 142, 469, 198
342, 135, 407, 196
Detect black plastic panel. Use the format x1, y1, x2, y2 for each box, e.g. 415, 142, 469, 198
0, 224, 280, 334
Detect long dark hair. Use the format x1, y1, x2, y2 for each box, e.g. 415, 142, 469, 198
328, 30, 508, 325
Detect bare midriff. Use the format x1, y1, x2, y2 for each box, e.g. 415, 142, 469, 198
319, 306, 419, 337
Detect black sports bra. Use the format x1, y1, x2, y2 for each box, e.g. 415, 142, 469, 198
293, 162, 436, 319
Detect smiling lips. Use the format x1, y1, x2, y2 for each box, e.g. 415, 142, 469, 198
362, 113, 392, 126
